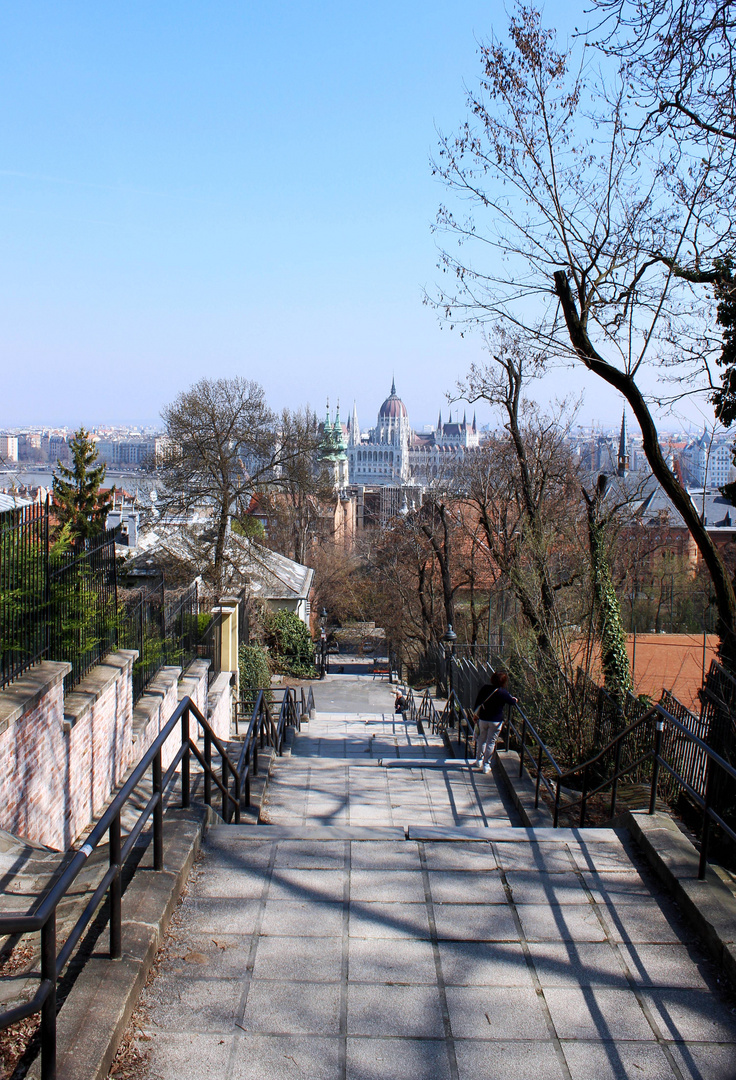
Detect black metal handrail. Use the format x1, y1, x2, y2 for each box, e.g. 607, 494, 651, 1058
502, 694, 736, 877
0, 694, 248, 1080
301, 684, 315, 718
234, 688, 301, 808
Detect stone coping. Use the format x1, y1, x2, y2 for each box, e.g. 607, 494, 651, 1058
177, 659, 210, 700
131, 666, 181, 743
206, 669, 231, 705
0, 660, 72, 734
63, 650, 138, 730
496, 749, 555, 828
627, 809, 736, 986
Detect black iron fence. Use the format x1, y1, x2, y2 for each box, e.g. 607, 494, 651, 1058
0, 502, 120, 692
1, 499, 222, 700
49, 526, 120, 692
119, 581, 221, 703
0, 502, 49, 688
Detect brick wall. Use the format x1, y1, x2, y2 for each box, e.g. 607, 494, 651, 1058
0, 655, 231, 852
206, 671, 232, 744
133, 666, 182, 772
0, 653, 136, 851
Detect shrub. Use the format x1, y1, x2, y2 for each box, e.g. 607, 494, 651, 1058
239, 644, 272, 697
265, 609, 317, 678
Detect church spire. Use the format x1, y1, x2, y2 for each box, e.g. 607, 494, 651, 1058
437, 409, 442, 433
390, 375, 397, 396
472, 411, 477, 433
350, 400, 359, 447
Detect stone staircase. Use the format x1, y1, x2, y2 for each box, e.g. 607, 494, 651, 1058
123, 690, 736, 1079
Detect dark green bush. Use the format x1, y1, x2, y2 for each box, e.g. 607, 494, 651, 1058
265, 609, 317, 677
239, 643, 272, 697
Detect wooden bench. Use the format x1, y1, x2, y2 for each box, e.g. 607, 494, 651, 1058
372, 660, 390, 679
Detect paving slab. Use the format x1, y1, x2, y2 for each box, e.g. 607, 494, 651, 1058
454, 1040, 566, 1080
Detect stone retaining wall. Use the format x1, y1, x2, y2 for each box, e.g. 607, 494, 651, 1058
0, 652, 137, 850
0, 654, 230, 851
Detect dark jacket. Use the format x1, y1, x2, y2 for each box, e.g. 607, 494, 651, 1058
473, 685, 514, 724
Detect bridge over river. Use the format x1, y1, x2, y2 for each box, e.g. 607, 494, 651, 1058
123, 672, 736, 1080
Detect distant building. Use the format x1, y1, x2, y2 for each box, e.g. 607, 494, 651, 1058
0, 435, 19, 463
680, 432, 735, 488
345, 381, 480, 487
48, 435, 70, 464
96, 437, 159, 468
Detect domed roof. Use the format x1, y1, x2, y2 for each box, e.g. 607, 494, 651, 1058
379, 379, 407, 419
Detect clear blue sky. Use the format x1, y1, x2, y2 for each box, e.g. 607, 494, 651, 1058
0, 1, 640, 432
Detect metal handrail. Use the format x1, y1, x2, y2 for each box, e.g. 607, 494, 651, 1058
502, 694, 736, 876
235, 688, 302, 808
0, 694, 243, 1080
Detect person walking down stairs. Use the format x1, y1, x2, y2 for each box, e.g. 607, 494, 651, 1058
471, 670, 517, 773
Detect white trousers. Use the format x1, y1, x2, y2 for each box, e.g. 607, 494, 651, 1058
476, 719, 503, 763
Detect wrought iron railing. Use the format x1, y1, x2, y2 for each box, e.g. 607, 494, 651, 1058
1, 501, 124, 692
118, 581, 216, 703
0, 501, 49, 688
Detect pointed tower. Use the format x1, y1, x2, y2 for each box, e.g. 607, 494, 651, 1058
437, 410, 442, 433
349, 400, 360, 447
617, 407, 629, 477
332, 402, 348, 488
472, 412, 477, 433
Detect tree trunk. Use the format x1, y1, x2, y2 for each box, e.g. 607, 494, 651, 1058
420, 503, 456, 631
555, 269, 736, 667
214, 508, 229, 592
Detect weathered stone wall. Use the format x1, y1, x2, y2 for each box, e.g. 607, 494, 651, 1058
0, 653, 137, 850
206, 671, 232, 744
132, 666, 182, 772
0, 652, 231, 851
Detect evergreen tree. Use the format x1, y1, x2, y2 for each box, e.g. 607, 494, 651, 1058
52, 428, 113, 542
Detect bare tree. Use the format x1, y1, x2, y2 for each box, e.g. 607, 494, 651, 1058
258, 408, 333, 565
157, 378, 288, 589
455, 330, 583, 657
431, 5, 736, 658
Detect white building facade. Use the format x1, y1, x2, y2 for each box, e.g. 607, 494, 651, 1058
346, 382, 480, 487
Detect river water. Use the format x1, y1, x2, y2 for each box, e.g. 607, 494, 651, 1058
0, 466, 158, 499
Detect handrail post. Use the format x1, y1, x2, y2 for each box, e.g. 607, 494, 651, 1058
109, 813, 122, 959
535, 744, 543, 808
181, 705, 191, 809
553, 777, 561, 828
221, 754, 229, 822
580, 764, 589, 827
649, 718, 664, 815
153, 749, 164, 872
234, 766, 242, 824
698, 756, 714, 880
204, 730, 212, 808
40, 912, 57, 1080
505, 705, 511, 752
519, 717, 527, 778
610, 739, 622, 819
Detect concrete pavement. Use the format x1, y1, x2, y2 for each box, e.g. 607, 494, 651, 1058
127, 679, 736, 1080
